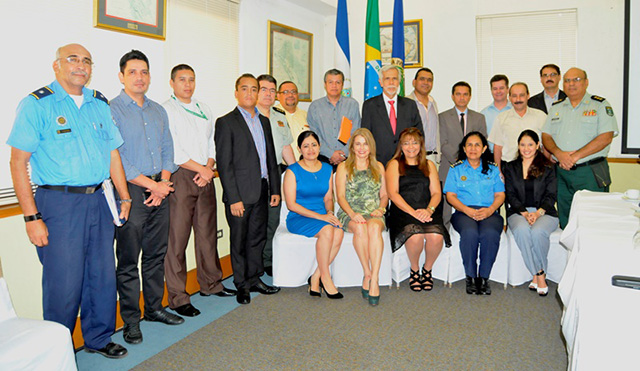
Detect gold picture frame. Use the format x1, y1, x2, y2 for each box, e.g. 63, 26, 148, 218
94, 0, 167, 40
380, 19, 423, 68
268, 21, 313, 101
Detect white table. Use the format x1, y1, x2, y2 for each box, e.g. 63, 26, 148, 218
558, 191, 640, 370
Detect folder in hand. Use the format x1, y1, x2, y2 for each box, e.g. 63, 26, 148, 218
337, 116, 353, 145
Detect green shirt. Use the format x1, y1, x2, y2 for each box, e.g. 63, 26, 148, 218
542, 91, 618, 164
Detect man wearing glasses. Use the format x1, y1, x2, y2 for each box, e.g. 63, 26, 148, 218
8, 43, 131, 358
528, 64, 567, 114
275, 81, 309, 160
542, 67, 618, 228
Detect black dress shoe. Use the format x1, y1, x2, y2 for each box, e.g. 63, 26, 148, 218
249, 280, 281, 295
213, 286, 237, 297
236, 288, 251, 304
465, 276, 477, 295
123, 323, 143, 344
144, 309, 185, 325
474, 277, 483, 295
264, 266, 273, 277
85, 342, 128, 359
481, 278, 491, 295
174, 303, 201, 317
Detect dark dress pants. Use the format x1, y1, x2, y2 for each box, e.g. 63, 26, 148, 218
166, 168, 223, 308
225, 179, 269, 290
35, 187, 116, 350
263, 166, 283, 268
116, 182, 170, 325
451, 208, 503, 278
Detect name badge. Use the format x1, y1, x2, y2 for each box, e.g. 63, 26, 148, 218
57, 129, 72, 134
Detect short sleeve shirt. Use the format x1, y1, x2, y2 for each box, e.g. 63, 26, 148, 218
488, 107, 547, 162
443, 160, 505, 207
261, 106, 294, 165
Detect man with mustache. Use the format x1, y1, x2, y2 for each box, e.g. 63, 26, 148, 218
8, 43, 131, 358
361, 64, 423, 165
488, 82, 547, 170
111, 50, 183, 345
528, 64, 567, 114
275, 81, 309, 161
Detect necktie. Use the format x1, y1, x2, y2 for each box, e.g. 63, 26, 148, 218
389, 100, 397, 135
459, 112, 465, 134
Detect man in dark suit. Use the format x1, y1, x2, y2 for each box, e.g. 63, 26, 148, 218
215, 73, 281, 305
361, 65, 423, 165
528, 64, 567, 114
439, 81, 487, 226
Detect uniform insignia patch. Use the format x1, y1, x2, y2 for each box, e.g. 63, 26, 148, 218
605, 106, 614, 116
93, 90, 109, 105
56, 116, 67, 126
30, 86, 54, 100
461, 175, 467, 181
591, 95, 605, 102
582, 110, 596, 116
277, 120, 285, 127
451, 160, 463, 168
273, 106, 286, 115
552, 98, 565, 106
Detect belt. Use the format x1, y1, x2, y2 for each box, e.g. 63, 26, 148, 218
147, 173, 162, 181
40, 184, 102, 194
426, 151, 438, 156
570, 156, 605, 170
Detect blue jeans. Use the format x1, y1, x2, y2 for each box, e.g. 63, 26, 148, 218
508, 209, 559, 276
451, 209, 503, 278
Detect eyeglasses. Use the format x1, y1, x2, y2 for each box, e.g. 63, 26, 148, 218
278, 90, 298, 95
541, 73, 559, 78
60, 55, 93, 66
259, 87, 276, 94
564, 77, 585, 83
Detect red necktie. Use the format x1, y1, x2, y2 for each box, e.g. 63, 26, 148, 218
389, 100, 397, 135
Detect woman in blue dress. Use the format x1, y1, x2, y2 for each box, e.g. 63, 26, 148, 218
283, 131, 344, 299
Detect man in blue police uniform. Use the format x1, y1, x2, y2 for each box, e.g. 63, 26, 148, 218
111, 50, 183, 345
8, 43, 131, 358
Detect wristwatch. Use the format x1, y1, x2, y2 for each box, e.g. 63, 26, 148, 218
24, 212, 42, 222
538, 208, 546, 216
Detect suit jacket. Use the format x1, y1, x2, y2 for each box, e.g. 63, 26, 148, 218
503, 159, 558, 218
361, 94, 423, 165
528, 90, 567, 114
438, 107, 486, 181
214, 107, 280, 205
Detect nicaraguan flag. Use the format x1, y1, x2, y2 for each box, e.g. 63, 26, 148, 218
392, 0, 405, 96
364, 0, 381, 100
335, 0, 352, 97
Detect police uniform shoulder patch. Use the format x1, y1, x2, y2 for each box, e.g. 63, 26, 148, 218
552, 97, 565, 106
273, 106, 286, 115
451, 160, 463, 168
591, 95, 605, 102
93, 90, 109, 105
29, 86, 54, 100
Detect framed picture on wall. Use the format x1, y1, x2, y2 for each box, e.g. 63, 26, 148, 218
380, 19, 423, 68
268, 21, 313, 101
94, 0, 167, 40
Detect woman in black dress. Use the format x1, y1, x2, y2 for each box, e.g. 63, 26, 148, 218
386, 128, 450, 291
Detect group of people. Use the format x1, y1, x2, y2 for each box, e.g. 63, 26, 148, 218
7, 42, 618, 360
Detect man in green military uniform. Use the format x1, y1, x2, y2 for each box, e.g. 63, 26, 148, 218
542, 67, 618, 228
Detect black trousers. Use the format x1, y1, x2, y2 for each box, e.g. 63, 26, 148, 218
116, 182, 170, 325
225, 179, 268, 290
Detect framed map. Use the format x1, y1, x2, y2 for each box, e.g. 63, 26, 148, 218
380, 19, 423, 68
94, 0, 167, 40
268, 21, 313, 101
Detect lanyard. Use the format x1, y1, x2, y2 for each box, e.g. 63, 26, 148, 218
172, 96, 208, 120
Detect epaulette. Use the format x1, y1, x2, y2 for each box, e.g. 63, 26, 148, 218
30, 86, 54, 100
94, 90, 109, 105
272, 106, 286, 115
451, 160, 463, 168
552, 97, 565, 106
488, 161, 498, 167
591, 95, 605, 102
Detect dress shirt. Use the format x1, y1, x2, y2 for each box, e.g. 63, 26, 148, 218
455, 107, 469, 133
238, 106, 268, 178
162, 96, 215, 166
110, 89, 177, 180
443, 159, 505, 207
407, 91, 439, 152
307, 95, 361, 158
488, 107, 547, 161
382, 93, 398, 118
481, 101, 512, 149
258, 105, 294, 165
544, 91, 560, 113
275, 102, 309, 160
8, 80, 123, 186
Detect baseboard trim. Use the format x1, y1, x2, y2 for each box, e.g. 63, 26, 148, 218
72, 254, 233, 349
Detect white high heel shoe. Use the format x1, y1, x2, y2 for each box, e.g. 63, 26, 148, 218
537, 285, 549, 296
528, 281, 538, 291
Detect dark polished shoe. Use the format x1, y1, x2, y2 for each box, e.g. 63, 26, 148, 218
144, 309, 185, 325
213, 286, 237, 297
264, 266, 273, 277
465, 276, 477, 295
237, 288, 251, 304
368, 294, 379, 306
319, 276, 343, 299
481, 278, 492, 295
85, 342, 128, 359
249, 279, 281, 295
173, 303, 201, 317
308, 277, 321, 297
123, 323, 142, 344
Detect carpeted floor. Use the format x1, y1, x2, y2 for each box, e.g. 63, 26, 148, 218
134, 279, 567, 370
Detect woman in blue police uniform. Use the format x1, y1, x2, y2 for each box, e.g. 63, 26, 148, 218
443, 131, 505, 295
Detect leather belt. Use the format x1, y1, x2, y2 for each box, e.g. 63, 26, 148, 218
570, 156, 605, 170
40, 184, 102, 194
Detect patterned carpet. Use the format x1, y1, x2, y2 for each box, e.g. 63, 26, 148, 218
134, 279, 567, 370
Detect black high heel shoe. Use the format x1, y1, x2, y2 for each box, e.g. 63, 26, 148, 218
319, 277, 343, 299
308, 277, 321, 297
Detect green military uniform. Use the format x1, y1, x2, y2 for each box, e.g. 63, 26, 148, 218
542, 92, 618, 228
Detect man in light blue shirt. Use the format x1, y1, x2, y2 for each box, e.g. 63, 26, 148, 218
480, 74, 512, 150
